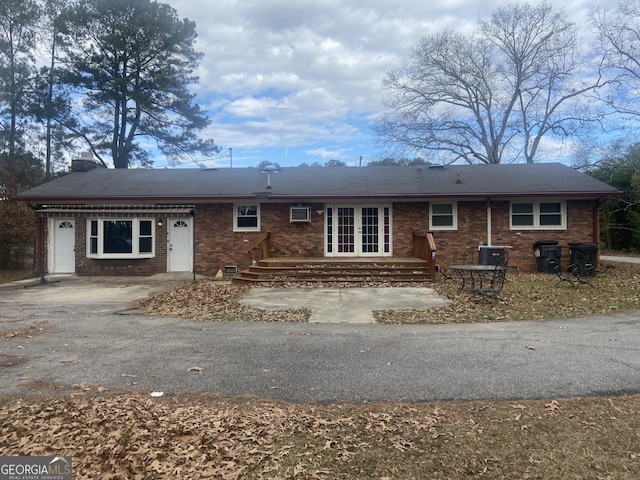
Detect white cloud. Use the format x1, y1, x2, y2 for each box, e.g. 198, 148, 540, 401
305, 147, 353, 160
163, 0, 601, 168
224, 96, 284, 118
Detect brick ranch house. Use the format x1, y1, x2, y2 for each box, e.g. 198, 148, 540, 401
15, 158, 620, 281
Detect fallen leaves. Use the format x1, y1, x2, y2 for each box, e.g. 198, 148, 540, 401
376, 261, 640, 325
136, 262, 640, 326
1, 393, 639, 479
546, 400, 560, 412
1, 321, 47, 339
138, 281, 309, 322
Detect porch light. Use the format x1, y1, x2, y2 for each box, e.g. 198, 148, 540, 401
156, 218, 164, 227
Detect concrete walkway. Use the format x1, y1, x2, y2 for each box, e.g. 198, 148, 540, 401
601, 255, 640, 264
240, 287, 450, 323
2, 274, 451, 324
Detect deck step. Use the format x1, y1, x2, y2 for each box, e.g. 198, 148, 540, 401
232, 258, 434, 284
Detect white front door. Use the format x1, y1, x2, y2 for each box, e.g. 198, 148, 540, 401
325, 205, 392, 257
50, 219, 75, 273
168, 218, 193, 272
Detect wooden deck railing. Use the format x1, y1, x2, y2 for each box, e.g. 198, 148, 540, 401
245, 231, 271, 265
413, 231, 437, 280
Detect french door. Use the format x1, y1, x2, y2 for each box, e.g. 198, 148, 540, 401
325, 204, 391, 257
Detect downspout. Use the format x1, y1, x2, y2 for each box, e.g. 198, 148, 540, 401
594, 200, 601, 269
486, 198, 492, 246
593, 201, 600, 243
191, 208, 196, 283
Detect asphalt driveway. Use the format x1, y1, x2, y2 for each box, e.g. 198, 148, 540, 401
1, 274, 640, 403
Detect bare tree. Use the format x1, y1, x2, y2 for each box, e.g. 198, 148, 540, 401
375, 2, 603, 164
592, 1, 640, 123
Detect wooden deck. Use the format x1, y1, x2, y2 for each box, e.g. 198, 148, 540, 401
233, 257, 435, 284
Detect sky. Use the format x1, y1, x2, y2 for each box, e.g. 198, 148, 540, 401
157, 0, 597, 169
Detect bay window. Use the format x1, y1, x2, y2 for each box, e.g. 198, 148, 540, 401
87, 219, 155, 258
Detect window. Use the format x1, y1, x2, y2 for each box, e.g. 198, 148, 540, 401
539, 202, 563, 226
87, 219, 155, 258
138, 220, 153, 253
511, 203, 534, 227
510, 201, 565, 229
430, 202, 457, 230
234, 204, 260, 231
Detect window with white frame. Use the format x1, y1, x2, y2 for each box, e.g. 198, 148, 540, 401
234, 204, 260, 231
510, 201, 565, 229
87, 218, 155, 258
429, 202, 457, 230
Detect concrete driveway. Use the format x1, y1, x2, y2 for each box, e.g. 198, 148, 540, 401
1, 274, 640, 403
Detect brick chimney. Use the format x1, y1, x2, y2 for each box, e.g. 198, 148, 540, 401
71, 151, 104, 171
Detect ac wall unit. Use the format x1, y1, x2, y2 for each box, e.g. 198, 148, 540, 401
290, 207, 310, 222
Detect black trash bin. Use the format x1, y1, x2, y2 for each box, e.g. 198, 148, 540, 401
533, 240, 561, 273
568, 242, 598, 277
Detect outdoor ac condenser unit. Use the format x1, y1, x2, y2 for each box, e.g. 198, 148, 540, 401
290, 207, 311, 222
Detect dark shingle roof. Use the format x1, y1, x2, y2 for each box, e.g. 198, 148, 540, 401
15, 163, 620, 202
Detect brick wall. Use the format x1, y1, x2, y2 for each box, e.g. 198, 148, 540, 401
52, 199, 600, 276
431, 199, 599, 272
194, 199, 599, 275
391, 202, 430, 256
194, 203, 326, 276
265, 203, 326, 257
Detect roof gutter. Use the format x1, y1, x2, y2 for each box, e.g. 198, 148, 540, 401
13, 190, 621, 203
486, 198, 492, 246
